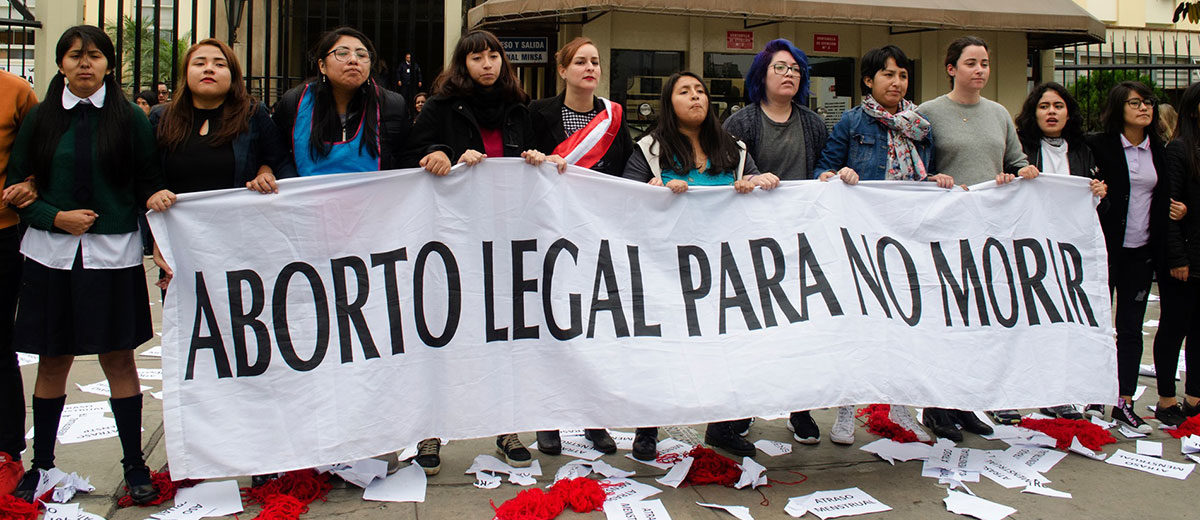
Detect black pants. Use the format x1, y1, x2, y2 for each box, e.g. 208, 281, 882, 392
1152, 274, 1200, 398
0, 225, 25, 458
1110, 246, 1154, 397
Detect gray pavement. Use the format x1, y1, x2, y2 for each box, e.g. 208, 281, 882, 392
15, 260, 1197, 519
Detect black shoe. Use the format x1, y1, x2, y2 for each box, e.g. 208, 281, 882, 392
1155, 403, 1188, 427
989, 409, 1022, 425
12, 469, 40, 502
1112, 400, 1152, 434
412, 438, 441, 475
729, 417, 755, 437
585, 429, 617, 454
1183, 400, 1200, 418
1040, 405, 1084, 421
956, 410, 994, 436
922, 408, 963, 442
788, 411, 820, 444
1084, 404, 1105, 418
632, 428, 658, 461
496, 434, 532, 467
536, 430, 561, 456
705, 422, 756, 458
251, 473, 279, 487
123, 463, 158, 505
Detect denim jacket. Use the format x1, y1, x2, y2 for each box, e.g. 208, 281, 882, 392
814, 106, 934, 180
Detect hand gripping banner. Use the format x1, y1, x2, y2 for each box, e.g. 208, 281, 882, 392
149, 159, 1115, 478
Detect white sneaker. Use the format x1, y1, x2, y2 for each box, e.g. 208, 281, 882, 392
831, 406, 856, 445
889, 405, 932, 442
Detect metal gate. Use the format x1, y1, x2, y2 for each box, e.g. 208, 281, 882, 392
91, 0, 445, 105
0, 0, 37, 84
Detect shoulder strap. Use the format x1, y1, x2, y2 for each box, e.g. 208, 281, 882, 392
735, 140, 747, 180
637, 135, 662, 182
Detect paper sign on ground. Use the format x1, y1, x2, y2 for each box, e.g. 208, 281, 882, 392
944, 490, 1015, 520
328, 458, 388, 488
137, 368, 163, 380
981, 453, 1049, 489
51, 472, 95, 503
1182, 435, 1200, 454
1003, 447, 1067, 474
697, 502, 754, 520
627, 438, 692, 470
173, 480, 244, 516
1118, 425, 1147, 439
860, 438, 931, 464
1136, 440, 1163, 457
609, 431, 635, 451
74, 381, 151, 398
598, 478, 661, 503
149, 502, 216, 520
472, 472, 501, 489
786, 487, 891, 519
1133, 385, 1147, 402
61, 402, 110, 417
140, 346, 163, 357
531, 437, 604, 461
604, 499, 672, 520
1105, 449, 1195, 480
59, 415, 126, 444
927, 447, 988, 473
655, 456, 693, 488
1068, 437, 1106, 460
1021, 482, 1072, 499
362, 463, 426, 502
735, 456, 767, 489
42, 503, 79, 520
1090, 416, 1116, 429
754, 439, 792, 457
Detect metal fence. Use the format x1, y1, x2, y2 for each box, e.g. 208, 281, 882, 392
0, 0, 37, 85
1054, 29, 1200, 132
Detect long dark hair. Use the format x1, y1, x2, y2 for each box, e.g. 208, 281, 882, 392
1015, 82, 1084, 145
306, 27, 382, 161
29, 25, 134, 188
158, 39, 255, 151
1175, 82, 1200, 180
432, 30, 527, 104
1101, 81, 1161, 140
649, 72, 740, 175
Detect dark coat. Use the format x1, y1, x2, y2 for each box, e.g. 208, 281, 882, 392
1086, 131, 1170, 262
407, 94, 537, 161
148, 102, 296, 188
272, 80, 413, 169
1020, 135, 1108, 214
1162, 139, 1200, 276
529, 92, 634, 177
721, 100, 828, 180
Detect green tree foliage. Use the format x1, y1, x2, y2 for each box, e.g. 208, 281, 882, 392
1068, 70, 1168, 132
104, 15, 191, 93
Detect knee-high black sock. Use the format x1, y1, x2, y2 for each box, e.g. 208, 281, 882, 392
110, 394, 145, 468
31, 395, 66, 470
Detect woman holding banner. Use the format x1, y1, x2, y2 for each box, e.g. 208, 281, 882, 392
4, 25, 172, 504
410, 29, 563, 470
1086, 81, 1177, 433
525, 37, 630, 456
1154, 81, 1200, 425
622, 71, 774, 459
915, 36, 1036, 440
148, 38, 294, 291
272, 27, 410, 177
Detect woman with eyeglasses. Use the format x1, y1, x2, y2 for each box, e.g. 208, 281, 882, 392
273, 27, 410, 176
1085, 81, 1185, 433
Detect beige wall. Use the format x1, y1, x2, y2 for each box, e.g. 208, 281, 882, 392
578, 13, 1030, 114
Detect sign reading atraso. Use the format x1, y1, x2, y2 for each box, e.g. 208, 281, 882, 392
150, 160, 1115, 479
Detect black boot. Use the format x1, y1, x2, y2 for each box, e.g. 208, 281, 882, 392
922, 408, 963, 442
535, 430, 561, 455
632, 428, 658, 461
585, 429, 617, 454
111, 394, 157, 504
704, 421, 756, 457
955, 409, 994, 436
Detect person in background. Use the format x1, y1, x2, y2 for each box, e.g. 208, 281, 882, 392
5, 25, 173, 504
0, 67, 36, 496
412, 91, 427, 121
1158, 102, 1178, 143
134, 90, 157, 116
273, 27, 410, 176
1085, 81, 1180, 434
622, 71, 777, 459
155, 80, 170, 104
917, 35, 1036, 439
394, 52, 423, 104
719, 37, 828, 447
1150, 82, 1200, 426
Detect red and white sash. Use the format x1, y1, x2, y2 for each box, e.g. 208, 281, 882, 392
552, 97, 623, 169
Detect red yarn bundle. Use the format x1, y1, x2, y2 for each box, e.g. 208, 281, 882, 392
490, 477, 606, 520
856, 405, 920, 443
680, 446, 742, 487
116, 470, 202, 508
0, 453, 22, 496
242, 470, 333, 520
0, 494, 38, 520
1019, 418, 1116, 451
1164, 414, 1200, 439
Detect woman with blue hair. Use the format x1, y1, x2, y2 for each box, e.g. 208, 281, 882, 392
718, 38, 827, 447
722, 38, 827, 181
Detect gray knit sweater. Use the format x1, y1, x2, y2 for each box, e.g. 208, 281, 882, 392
916, 94, 1027, 186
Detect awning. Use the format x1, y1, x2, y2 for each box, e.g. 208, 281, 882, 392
467, 0, 1106, 49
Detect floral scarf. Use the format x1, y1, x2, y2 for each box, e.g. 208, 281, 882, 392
860, 95, 931, 181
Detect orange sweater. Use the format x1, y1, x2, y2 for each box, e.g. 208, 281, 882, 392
0, 70, 38, 229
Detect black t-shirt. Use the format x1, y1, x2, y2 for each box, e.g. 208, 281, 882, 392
164, 105, 236, 194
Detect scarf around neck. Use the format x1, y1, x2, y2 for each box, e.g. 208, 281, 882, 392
861, 95, 930, 181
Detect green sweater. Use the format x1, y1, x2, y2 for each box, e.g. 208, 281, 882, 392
5, 101, 162, 234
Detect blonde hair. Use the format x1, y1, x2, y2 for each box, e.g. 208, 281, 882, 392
1159, 103, 1178, 142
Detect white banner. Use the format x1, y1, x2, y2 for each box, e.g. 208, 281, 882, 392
149, 159, 1115, 479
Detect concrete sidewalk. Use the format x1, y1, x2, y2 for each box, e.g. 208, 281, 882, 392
14, 260, 1197, 519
